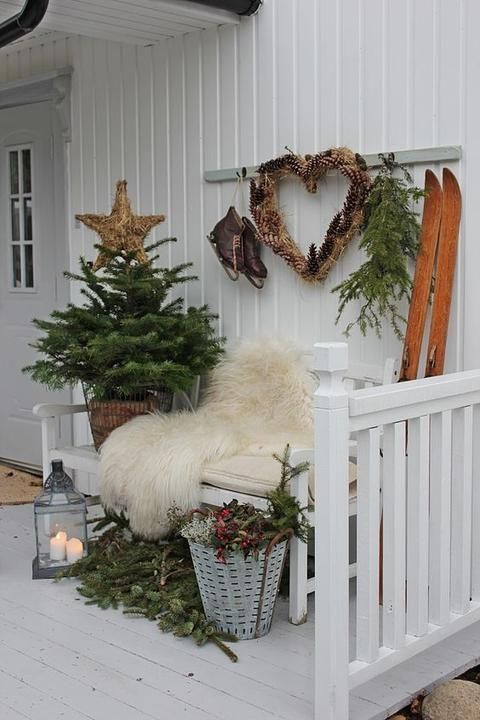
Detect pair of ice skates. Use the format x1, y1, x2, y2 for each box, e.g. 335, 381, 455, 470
208, 206, 267, 289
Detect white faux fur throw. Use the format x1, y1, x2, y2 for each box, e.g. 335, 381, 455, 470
100, 339, 315, 539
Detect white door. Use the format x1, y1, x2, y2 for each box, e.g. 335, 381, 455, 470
0, 100, 70, 469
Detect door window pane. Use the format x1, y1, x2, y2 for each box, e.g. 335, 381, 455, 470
24, 198, 32, 242
8, 145, 34, 289
11, 199, 20, 243
9, 151, 19, 195
22, 149, 31, 194
12, 245, 21, 287
24, 245, 34, 288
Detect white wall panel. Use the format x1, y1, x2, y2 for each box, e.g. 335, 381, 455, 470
0, 33, 71, 82
1, 0, 475, 369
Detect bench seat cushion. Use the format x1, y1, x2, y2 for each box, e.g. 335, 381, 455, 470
201, 454, 357, 501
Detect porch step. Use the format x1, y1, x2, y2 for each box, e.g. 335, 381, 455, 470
350, 621, 480, 719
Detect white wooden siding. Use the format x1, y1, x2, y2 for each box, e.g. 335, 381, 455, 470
0, 0, 478, 370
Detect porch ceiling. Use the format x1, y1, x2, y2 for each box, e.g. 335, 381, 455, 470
0, 0, 238, 47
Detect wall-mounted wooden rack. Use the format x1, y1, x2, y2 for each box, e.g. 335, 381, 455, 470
203, 145, 462, 183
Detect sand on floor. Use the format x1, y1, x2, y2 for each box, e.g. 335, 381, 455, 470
0, 463, 42, 505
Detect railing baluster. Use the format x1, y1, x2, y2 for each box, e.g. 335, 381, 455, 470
356, 427, 381, 661
346, 370, 480, 690
382, 421, 407, 649
472, 404, 480, 601
429, 410, 452, 625
407, 415, 430, 636
313, 342, 350, 720
451, 406, 473, 614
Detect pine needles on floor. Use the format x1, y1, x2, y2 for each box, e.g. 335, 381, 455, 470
58, 515, 238, 662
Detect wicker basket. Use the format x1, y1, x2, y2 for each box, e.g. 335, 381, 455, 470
84, 388, 173, 450
189, 534, 290, 640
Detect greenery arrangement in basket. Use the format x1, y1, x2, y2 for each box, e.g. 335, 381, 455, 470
164, 447, 310, 640
58, 446, 310, 661
23, 238, 224, 446
178, 452, 310, 563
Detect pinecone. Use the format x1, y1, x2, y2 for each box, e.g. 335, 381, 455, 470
258, 155, 289, 176
325, 211, 342, 239
318, 235, 335, 262
355, 153, 368, 171
286, 154, 305, 177
305, 244, 320, 275
343, 186, 362, 217
249, 180, 266, 210
323, 155, 337, 169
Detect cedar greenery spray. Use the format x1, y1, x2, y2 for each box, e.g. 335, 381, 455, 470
334, 154, 425, 339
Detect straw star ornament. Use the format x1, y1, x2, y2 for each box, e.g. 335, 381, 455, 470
76, 180, 166, 270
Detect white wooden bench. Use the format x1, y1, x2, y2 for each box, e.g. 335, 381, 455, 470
33, 381, 202, 493
198, 358, 398, 624
33, 357, 398, 625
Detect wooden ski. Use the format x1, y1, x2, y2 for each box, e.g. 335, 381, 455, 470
399, 170, 443, 381
425, 168, 462, 378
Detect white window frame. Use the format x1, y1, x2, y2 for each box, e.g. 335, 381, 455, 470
7, 142, 36, 293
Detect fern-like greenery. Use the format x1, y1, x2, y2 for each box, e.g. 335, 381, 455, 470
333, 154, 425, 339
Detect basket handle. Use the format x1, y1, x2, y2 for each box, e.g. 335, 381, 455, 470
265, 528, 294, 557
254, 528, 294, 638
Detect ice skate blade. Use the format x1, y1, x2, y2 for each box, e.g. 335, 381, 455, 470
244, 272, 265, 289
207, 234, 240, 281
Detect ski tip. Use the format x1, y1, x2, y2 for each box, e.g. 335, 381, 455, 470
425, 169, 441, 192
442, 167, 461, 191
442, 168, 462, 213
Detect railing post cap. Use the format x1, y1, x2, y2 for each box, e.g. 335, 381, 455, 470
313, 342, 348, 373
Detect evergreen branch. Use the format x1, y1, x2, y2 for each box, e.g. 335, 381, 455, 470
58, 526, 238, 662
267, 445, 310, 543
333, 156, 425, 339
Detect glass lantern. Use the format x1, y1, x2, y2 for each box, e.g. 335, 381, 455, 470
32, 459, 88, 579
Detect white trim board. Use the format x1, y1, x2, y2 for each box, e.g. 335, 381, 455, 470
0, 67, 72, 140
0, 67, 72, 109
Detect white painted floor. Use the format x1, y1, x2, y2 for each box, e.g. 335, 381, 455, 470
1, 504, 480, 720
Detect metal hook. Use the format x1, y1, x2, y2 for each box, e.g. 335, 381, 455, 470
378, 151, 397, 172
235, 166, 247, 180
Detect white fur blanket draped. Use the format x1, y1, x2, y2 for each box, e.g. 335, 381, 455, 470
100, 340, 315, 539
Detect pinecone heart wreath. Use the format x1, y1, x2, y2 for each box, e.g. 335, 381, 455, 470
249, 147, 372, 282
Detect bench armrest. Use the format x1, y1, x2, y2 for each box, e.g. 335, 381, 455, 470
33, 403, 88, 418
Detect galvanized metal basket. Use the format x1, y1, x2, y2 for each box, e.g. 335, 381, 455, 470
189, 532, 290, 640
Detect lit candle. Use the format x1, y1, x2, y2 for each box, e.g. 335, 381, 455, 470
66, 537, 84, 563
49, 531, 67, 561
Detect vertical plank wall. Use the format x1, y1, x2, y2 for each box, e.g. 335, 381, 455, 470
1, 0, 478, 372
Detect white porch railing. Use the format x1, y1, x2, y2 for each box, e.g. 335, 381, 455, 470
314, 342, 480, 719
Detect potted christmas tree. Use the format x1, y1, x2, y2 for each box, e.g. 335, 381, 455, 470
24, 181, 224, 449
